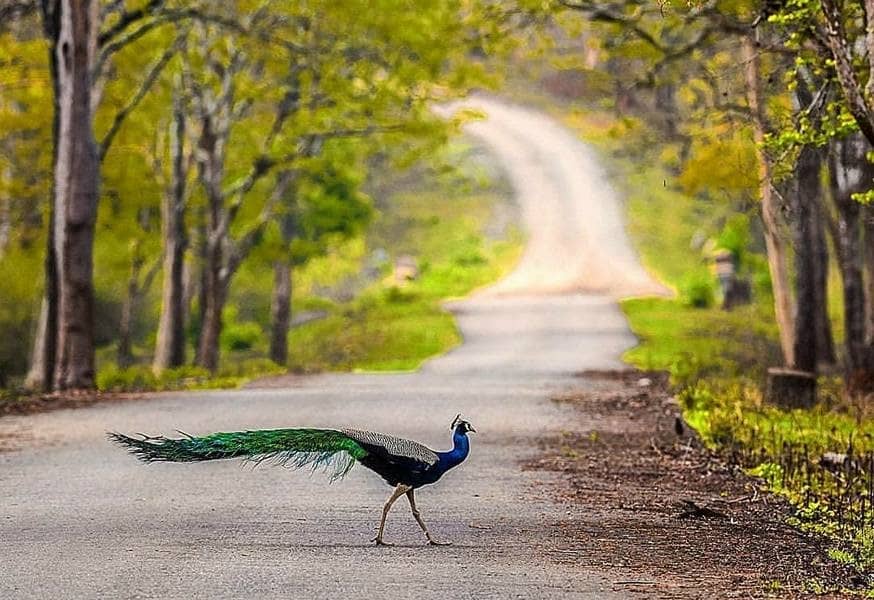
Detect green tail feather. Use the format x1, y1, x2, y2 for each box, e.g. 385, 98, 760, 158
108, 428, 368, 481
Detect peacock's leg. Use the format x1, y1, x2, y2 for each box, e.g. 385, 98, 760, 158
406, 489, 451, 546
373, 484, 410, 546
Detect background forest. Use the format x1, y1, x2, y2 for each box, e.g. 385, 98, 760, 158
2, 0, 874, 575
0, 1, 525, 391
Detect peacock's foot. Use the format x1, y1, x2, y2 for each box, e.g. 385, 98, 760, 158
373, 537, 394, 547
427, 539, 452, 546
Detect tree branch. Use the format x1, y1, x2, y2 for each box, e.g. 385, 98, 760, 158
0, 0, 37, 25
227, 169, 297, 276
99, 40, 180, 161
864, 0, 874, 103
820, 0, 874, 146
98, 0, 164, 47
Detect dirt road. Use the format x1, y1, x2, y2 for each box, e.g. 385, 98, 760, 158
0, 100, 665, 599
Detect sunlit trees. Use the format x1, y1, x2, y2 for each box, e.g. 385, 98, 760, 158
0, 0, 504, 386
552, 0, 874, 396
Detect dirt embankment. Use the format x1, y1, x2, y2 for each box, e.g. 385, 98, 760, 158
528, 371, 865, 598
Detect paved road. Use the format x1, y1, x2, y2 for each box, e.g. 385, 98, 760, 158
0, 99, 660, 599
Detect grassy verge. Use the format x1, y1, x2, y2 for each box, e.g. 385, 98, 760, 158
562, 106, 874, 577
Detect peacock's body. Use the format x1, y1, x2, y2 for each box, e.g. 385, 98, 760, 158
109, 415, 475, 546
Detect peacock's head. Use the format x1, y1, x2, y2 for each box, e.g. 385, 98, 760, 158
451, 414, 476, 434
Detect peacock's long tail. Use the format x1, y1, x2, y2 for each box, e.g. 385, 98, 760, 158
108, 428, 368, 481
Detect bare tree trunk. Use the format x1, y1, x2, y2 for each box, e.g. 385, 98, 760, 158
269, 260, 291, 365
793, 74, 835, 370
193, 98, 228, 372
792, 144, 821, 374
24, 299, 49, 390
654, 82, 679, 140
828, 133, 874, 392
117, 256, 140, 368
812, 197, 836, 367
742, 35, 795, 365
25, 1, 62, 392
53, 0, 99, 390
195, 238, 226, 372
118, 243, 160, 368
0, 188, 10, 259
153, 100, 189, 373
865, 208, 874, 344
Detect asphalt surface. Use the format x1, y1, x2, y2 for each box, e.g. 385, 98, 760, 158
0, 99, 661, 599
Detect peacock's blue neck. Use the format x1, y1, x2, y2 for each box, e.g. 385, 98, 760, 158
435, 430, 470, 474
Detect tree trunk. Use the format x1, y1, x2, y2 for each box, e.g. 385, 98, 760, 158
153, 101, 189, 373
791, 144, 820, 374
25, 1, 62, 392
0, 186, 10, 259
812, 196, 836, 367
24, 299, 49, 390
53, 0, 99, 390
765, 368, 817, 409
195, 239, 226, 372
828, 133, 874, 393
117, 256, 140, 368
117, 245, 159, 369
742, 35, 795, 366
269, 260, 291, 365
794, 71, 835, 369
654, 82, 678, 140
865, 208, 874, 344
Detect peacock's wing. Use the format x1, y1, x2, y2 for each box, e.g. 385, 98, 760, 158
109, 428, 371, 481
340, 429, 439, 483
340, 429, 438, 465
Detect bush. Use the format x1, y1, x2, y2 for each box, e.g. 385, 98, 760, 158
716, 214, 750, 260
384, 286, 418, 304
97, 365, 158, 392
680, 270, 716, 308
220, 321, 263, 352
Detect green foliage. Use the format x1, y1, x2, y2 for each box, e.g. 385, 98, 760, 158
678, 131, 759, 199
622, 297, 781, 384
97, 359, 286, 393
716, 214, 750, 261
0, 0, 518, 382
0, 248, 41, 385
680, 377, 874, 573
220, 321, 264, 353
679, 270, 716, 308
98, 365, 160, 392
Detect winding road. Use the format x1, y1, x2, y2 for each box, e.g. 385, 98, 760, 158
0, 98, 662, 599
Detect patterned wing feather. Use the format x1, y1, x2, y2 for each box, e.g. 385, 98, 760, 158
340, 428, 438, 465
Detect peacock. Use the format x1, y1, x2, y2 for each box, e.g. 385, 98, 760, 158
109, 414, 475, 546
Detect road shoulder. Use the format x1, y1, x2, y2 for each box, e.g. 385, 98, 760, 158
527, 371, 863, 598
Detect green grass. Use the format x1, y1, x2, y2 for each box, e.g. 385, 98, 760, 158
622, 298, 781, 384
97, 359, 287, 392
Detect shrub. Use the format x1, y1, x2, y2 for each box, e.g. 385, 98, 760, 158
97, 365, 157, 392
384, 286, 418, 304
716, 214, 750, 260
679, 270, 716, 308
220, 321, 263, 352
